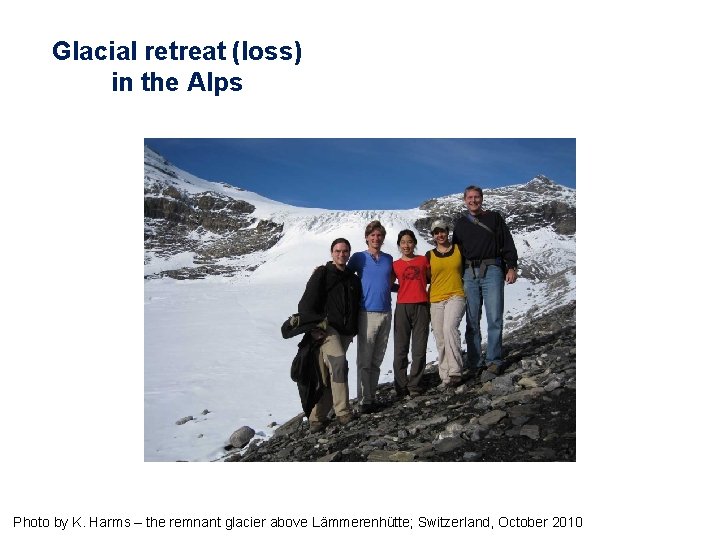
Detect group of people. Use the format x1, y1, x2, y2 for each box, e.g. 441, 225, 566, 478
296, 185, 519, 433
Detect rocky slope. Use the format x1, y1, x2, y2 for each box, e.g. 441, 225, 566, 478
226, 301, 575, 462
416, 176, 575, 236
144, 148, 284, 279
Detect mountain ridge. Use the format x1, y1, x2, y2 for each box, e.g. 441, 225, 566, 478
144, 145, 575, 283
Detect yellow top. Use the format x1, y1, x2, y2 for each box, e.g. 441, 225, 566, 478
427, 246, 465, 303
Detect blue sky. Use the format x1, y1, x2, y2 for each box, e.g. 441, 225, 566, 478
144, 138, 575, 210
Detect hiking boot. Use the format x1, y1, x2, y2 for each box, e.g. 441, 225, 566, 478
309, 420, 328, 434
337, 413, 355, 425
486, 363, 502, 375
448, 375, 463, 387
408, 388, 423, 398
395, 387, 410, 400
358, 403, 376, 415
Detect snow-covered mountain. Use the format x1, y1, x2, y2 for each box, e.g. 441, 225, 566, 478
143, 145, 576, 461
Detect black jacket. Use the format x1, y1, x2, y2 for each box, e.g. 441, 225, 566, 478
298, 262, 361, 336
452, 211, 518, 270
290, 332, 324, 417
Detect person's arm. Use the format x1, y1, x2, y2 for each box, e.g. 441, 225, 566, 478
298, 267, 324, 315
423, 256, 431, 298
498, 215, 518, 284
390, 267, 399, 293
451, 220, 462, 247
347, 252, 360, 275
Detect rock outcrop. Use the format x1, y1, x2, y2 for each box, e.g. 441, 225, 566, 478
415, 175, 576, 241
144, 148, 283, 279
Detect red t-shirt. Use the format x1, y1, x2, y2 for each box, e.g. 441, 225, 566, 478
393, 256, 429, 303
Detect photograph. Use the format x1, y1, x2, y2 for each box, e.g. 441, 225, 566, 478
144, 138, 576, 462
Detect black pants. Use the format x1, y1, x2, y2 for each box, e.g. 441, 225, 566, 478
393, 303, 430, 392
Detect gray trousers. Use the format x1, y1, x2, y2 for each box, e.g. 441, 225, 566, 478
356, 311, 391, 405
393, 303, 430, 392
309, 327, 353, 423
430, 295, 466, 383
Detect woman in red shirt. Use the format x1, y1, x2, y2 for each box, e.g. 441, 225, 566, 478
392, 230, 430, 398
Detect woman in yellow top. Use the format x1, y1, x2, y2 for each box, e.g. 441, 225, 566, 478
425, 220, 466, 388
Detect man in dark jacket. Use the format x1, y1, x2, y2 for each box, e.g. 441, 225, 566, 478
298, 238, 361, 432
452, 185, 518, 375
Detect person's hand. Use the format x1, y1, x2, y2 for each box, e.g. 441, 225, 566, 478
311, 328, 327, 342
505, 268, 517, 284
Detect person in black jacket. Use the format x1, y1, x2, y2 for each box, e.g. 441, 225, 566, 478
452, 185, 519, 376
298, 238, 361, 433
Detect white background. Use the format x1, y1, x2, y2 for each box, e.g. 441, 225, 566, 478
2, 0, 718, 538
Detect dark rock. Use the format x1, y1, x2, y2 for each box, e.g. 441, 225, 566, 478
273, 413, 304, 437
433, 437, 466, 454
317, 451, 341, 462
529, 447, 557, 460
476, 409, 507, 427
229, 426, 255, 448
474, 396, 493, 411
366, 450, 396, 462
520, 425, 541, 440
489, 375, 515, 396
470, 426, 489, 442
480, 371, 497, 384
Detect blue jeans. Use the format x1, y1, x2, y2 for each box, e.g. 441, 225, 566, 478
463, 264, 505, 369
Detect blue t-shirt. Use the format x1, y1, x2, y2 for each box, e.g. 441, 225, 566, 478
347, 251, 393, 312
